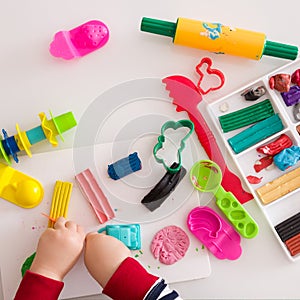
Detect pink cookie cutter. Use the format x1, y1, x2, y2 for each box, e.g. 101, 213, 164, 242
187, 206, 242, 260
49, 20, 109, 60
75, 168, 115, 224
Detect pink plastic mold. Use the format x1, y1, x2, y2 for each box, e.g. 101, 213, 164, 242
49, 20, 109, 60
187, 206, 242, 260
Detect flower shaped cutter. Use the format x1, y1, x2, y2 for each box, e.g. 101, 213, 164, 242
153, 119, 194, 173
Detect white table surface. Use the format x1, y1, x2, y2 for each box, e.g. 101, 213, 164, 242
1, 0, 300, 299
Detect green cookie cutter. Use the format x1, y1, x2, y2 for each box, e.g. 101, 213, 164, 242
153, 119, 194, 173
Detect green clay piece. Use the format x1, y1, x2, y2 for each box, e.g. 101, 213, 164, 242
219, 99, 275, 133
190, 160, 259, 239
228, 114, 284, 154
21, 252, 36, 277
153, 119, 194, 174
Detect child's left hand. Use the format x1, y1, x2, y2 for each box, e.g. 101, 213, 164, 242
30, 217, 85, 281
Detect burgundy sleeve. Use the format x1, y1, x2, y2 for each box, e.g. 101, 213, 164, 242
103, 257, 159, 300
14, 270, 64, 300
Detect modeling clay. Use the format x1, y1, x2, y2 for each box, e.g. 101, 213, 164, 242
187, 206, 242, 260
228, 114, 284, 154
281, 85, 300, 106
108, 152, 141, 180
0, 111, 76, 164
269, 74, 291, 93
256, 134, 293, 156
153, 119, 194, 173
254, 156, 274, 173
241, 86, 266, 101
246, 175, 263, 184
141, 17, 298, 60
163, 75, 253, 204
275, 212, 300, 242
273, 146, 300, 171
0, 163, 43, 208
150, 225, 190, 265
75, 168, 115, 224
195, 57, 225, 95
285, 233, 300, 256
256, 166, 300, 204
49, 20, 109, 60
218, 99, 275, 133
141, 162, 186, 211
98, 224, 141, 250
291, 69, 300, 86
48, 181, 73, 228
297, 125, 300, 135
293, 103, 300, 121
190, 160, 259, 238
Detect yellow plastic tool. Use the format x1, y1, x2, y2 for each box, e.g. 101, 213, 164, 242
0, 163, 43, 208
48, 180, 73, 228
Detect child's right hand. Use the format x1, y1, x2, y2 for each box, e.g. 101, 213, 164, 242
84, 232, 131, 288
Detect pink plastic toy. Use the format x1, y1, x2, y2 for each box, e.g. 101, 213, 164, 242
162, 75, 253, 204
187, 206, 242, 260
49, 20, 109, 60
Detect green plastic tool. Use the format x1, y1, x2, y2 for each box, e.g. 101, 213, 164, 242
153, 119, 194, 174
190, 160, 259, 239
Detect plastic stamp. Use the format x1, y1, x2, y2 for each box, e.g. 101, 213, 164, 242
98, 224, 141, 250
187, 206, 242, 260
195, 57, 225, 95
241, 86, 266, 101
218, 99, 274, 133
153, 119, 194, 174
0, 163, 43, 208
150, 225, 190, 265
0, 111, 76, 164
75, 168, 115, 224
256, 166, 300, 204
141, 162, 186, 211
48, 181, 73, 228
49, 20, 109, 60
228, 114, 284, 154
163, 75, 253, 204
108, 152, 141, 180
273, 145, 300, 171
190, 160, 259, 238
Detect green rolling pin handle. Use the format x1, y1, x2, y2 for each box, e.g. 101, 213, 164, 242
214, 187, 259, 239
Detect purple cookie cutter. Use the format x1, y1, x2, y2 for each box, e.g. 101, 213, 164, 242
187, 206, 242, 260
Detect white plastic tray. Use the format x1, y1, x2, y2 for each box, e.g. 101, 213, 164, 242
207, 59, 300, 261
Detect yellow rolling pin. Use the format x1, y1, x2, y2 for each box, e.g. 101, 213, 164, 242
141, 17, 298, 60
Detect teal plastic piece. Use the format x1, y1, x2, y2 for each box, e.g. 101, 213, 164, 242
26, 126, 46, 145
153, 119, 194, 174
219, 99, 275, 133
190, 160, 259, 239
228, 114, 284, 154
98, 224, 141, 250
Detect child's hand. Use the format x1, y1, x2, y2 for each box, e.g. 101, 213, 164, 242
30, 217, 85, 281
84, 232, 131, 288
